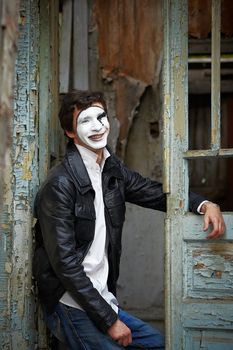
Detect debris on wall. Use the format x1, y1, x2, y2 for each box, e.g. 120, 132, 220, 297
92, 0, 163, 159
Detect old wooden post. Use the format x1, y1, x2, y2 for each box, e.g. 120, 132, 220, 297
0, 0, 60, 348
0, 0, 19, 213
1, 0, 39, 347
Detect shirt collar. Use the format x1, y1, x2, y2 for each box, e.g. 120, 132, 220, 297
75, 144, 110, 171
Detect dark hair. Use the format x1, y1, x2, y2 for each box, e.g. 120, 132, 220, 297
59, 90, 107, 132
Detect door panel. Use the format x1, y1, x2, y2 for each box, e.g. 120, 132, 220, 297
182, 214, 233, 348
183, 214, 233, 299
184, 329, 233, 350
163, 1, 233, 348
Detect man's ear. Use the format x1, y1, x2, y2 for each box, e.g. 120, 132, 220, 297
65, 130, 76, 139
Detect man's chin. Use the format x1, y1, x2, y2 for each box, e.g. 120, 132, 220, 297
84, 142, 107, 153
85, 139, 108, 150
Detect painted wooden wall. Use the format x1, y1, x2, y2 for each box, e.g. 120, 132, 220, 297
0, 0, 60, 348
0, 0, 19, 215
1, 1, 39, 347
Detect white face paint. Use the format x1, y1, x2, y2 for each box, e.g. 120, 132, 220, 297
76, 106, 110, 150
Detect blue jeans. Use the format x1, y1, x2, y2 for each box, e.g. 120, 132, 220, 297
44, 302, 165, 349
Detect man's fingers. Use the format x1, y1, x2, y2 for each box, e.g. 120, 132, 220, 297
201, 201, 226, 240
108, 319, 132, 347
207, 218, 225, 239
203, 216, 210, 231
126, 333, 132, 346
118, 334, 132, 347
118, 333, 132, 347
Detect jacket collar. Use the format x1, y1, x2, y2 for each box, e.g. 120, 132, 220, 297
65, 141, 92, 194
64, 142, 123, 193
103, 146, 124, 179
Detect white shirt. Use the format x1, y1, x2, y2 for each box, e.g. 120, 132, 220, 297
60, 144, 118, 313
59, 144, 206, 312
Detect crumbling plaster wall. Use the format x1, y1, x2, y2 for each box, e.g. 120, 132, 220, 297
90, 0, 163, 165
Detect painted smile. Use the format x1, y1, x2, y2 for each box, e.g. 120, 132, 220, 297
88, 133, 106, 141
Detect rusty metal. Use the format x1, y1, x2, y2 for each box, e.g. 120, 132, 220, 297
93, 0, 163, 158
188, 0, 233, 39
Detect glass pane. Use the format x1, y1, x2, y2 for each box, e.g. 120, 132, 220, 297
188, 0, 212, 151
188, 93, 211, 150
221, 93, 233, 148
189, 158, 233, 211
220, 37, 233, 149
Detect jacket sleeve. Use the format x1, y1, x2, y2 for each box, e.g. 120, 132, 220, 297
36, 178, 118, 332
121, 164, 206, 214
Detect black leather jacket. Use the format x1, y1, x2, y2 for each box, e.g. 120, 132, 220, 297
33, 141, 204, 332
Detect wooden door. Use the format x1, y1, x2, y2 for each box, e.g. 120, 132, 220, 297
163, 0, 233, 349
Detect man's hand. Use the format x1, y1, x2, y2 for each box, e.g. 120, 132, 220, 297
107, 319, 132, 347
201, 202, 225, 239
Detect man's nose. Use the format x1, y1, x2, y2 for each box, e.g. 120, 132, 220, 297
91, 119, 102, 131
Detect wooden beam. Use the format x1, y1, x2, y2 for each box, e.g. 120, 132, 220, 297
73, 0, 89, 90
60, 0, 72, 93
211, 0, 221, 150
184, 148, 233, 159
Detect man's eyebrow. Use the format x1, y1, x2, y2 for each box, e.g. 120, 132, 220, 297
97, 111, 107, 120
80, 115, 89, 121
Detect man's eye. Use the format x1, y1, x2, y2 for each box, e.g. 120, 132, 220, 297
81, 119, 89, 124
97, 112, 107, 121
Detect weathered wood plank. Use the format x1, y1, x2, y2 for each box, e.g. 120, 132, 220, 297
163, 0, 189, 349
60, 0, 72, 93
183, 303, 233, 329
73, 0, 89, 90
0, 0, 19, 215
1, 0, 39, 348
184, 328, 233, 350
183, 213, 233, 240
184, 148, 233, 158
162, 0, 171, 195
211, 0, 221, 150
39, 0, 50, 183
49, 0, 60, 164
39, 0, 60, 180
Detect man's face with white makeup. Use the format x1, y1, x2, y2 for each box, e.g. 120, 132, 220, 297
68, 103, 110, 153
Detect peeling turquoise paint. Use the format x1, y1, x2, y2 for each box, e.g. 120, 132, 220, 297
0, 0, 39, 348
1, 0, 60, 347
